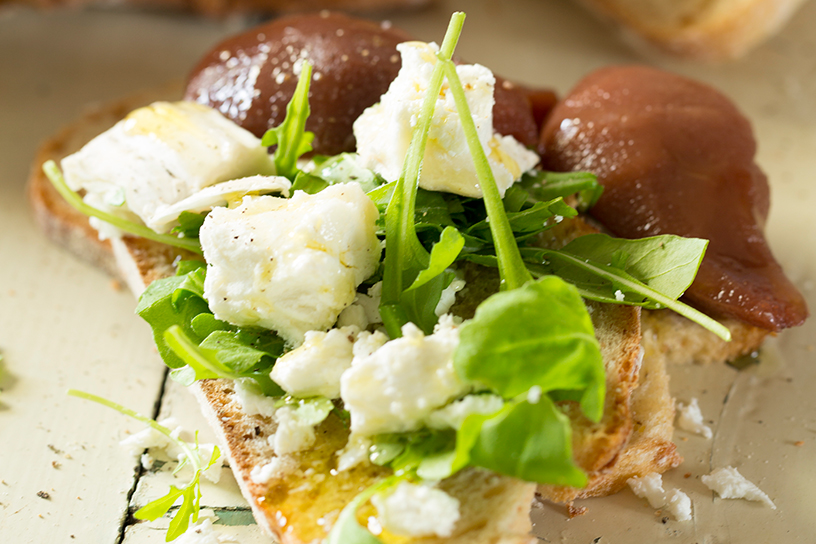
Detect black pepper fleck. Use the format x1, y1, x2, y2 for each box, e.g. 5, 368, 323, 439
37, 491, 50, 500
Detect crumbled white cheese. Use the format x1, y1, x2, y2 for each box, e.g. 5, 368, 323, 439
352, 330, 389, 358
270, 326, 359, 399
119, 417, 183, 457
61, 101, 276, 237
434, 277, 466, 317
676, 398, 713, 439
233, 378, 278, 418
336, 436, 373, 472
174, 518, 238, 544
627, 473, 692, 521
200, 184, 381, 345
250, 456, 298, 485
426, 394, 505, 430
353, 42, 538, 199
341, 319, 468, 437
701, 466, 776, 509
271, 405, 318, 456
372, 482, 460, 537
614, 289, 625, 302
527, 385, 543, 404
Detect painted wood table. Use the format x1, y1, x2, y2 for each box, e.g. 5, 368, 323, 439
1, 1, 815, 542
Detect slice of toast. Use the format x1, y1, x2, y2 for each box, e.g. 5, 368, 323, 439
575, 0, 808, 61
26, 88, 766, 539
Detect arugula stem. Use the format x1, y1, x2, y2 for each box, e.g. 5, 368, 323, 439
381, 12, 466, 337
43, 161, 203, 255
535, 251, 732, 341
437, 59, 532, 291
164, 325, 239, 379
277, 61, 313, 178
67, 389, 202, 474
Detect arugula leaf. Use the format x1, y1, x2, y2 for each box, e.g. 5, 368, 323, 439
520, 170, 603, 211
466, 197, 577, 240
67, 390, 221, 541
42, 161, 203, 254
170, 211, 207, 239
467, 396, 586, 487
261, 61, 315, 180
455, 277, 605, 422
137, 262, 284, 392
437, 56, 532, 292
523, 234, 731, 341
379, 15, 466, 339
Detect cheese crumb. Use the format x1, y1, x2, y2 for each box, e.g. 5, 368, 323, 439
372, 482, 460, 537
701, 466, 776, 509
354, 42, 538, 199
676, 398, 713, 439
627, 473, 692, 521
233, 378, 278, 418
426, 394, 504, 430
174, 517, 238, 544
271, 326, 359, 399
250, 457, 298, 485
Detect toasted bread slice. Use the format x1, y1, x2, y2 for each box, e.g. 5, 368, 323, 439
575, 0, 808, 60
25, 87, 765, 538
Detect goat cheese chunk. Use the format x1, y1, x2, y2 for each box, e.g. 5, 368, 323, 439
200, 184, 381, 345
676, 397, 713, 439
340, 318, 469, 437
426, 394, 504, 430
270, 326, 359, 399
353, 41, 539, 199
701, 466, 776, 509
372, 482, 461, 538
627, 473, 692, 521
61, 101, 278, 236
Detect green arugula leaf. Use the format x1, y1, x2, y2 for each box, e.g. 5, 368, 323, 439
42, 161, 203, 254
67, 390, 219, 542
520, 170, 603, 211
261, 61, 315, 180
454, 277, 605, 422
522, 234, 731, 341
404, 227, 464, 293
437, 55, 531, 291
170, 211, 207, 239
137, 274, 211, 369
468, 396, 586, 487
379, 15, 466, 338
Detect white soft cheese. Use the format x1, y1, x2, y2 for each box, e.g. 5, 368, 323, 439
627, 473, 692, 521
271, 406, 318, 456
233, 378, 278, 418
119, 417, 183, 457
434, 276, 466, 317
270, 326, 359, 399
200, 184, 381, 345
701, 466, 776, 509
676, 397, 713, 439
174, 518, 238, 544
340, 319, 469, 437
61, 101, 277, 236
336, 436, 373, 472
426, 394, 504, 430
353, 42, 539, 199
372, 482, 461, 538
250, 456, 298, 485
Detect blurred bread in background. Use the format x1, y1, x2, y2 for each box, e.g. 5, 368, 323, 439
575, 0, 810, 60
